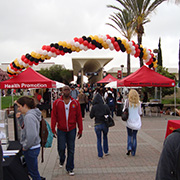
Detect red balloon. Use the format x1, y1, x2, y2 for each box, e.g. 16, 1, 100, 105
56, 49, 61, 55
91, 44, 96, 50
74, 37, 78, 42
21, 55, 26, 61
46, 46, 51, 52
78, 38, 84, 44
60, 51, 65, 55
28, 61, 33, 66
106, 34, 111, 39
83, 40, 88, 46
24, 58, 29, 63
50, 47, 56, 53
88, 43, 92, 49
42, 45, 47, 50
111, 37, 115, 43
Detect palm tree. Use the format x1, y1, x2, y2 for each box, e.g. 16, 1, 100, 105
106, 9, 135, 75
107, 0, 166, 67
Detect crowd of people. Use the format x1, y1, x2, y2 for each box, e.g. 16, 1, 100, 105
1, 84, 177, 179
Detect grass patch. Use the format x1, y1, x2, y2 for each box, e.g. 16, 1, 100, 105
1, 96, 21, 109
161, 98, 180, 104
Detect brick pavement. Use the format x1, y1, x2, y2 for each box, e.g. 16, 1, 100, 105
37, 113, 180, 180
7, 113, 180, 180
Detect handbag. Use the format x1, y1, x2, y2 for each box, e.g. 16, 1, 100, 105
104, 115, 115, 127
121, 108, 129, 121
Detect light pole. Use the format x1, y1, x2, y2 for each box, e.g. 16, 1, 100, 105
153, 49, 159, 100
121, 65, 124, 79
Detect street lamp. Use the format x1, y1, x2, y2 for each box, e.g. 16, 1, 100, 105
121, 65, 124, 79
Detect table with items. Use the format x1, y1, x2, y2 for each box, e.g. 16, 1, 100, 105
141, 102, 163, 116
2, 141, 30, 180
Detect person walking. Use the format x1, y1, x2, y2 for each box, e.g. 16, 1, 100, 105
51, 85, 83, 176
106, 92, 115, 118
70, 85, 79, 100
16, 96, 45, 180
90, 93, 110, 159
123, 89, 142, 156
77, 89, 88, 120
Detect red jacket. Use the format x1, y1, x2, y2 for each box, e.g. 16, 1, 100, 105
51, 96, 83, 134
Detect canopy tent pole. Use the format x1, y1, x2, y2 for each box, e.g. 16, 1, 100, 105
174, 85, 176, 116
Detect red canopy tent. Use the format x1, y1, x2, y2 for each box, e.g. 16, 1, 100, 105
97, 74, 119, 84
0, 67, 56, 89
117, 66, 175, 87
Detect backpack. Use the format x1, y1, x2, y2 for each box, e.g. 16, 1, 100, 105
108, 97, 114, 107
40, 117, 54, 162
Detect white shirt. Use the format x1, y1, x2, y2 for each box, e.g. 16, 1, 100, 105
64, 100, 71, 120
124, 99, 142, 130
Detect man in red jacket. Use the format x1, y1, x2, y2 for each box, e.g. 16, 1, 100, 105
51, 85, 83, 176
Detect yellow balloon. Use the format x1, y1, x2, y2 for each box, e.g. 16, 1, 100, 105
154, 64, 158, 68
66, 43, 72, 49
61, 41, 67, 47
58, 41, 63, 46
93, 35, 99, 42
126, 48, 131, 54
71, 45, 76, 51
98, 38, 103, 44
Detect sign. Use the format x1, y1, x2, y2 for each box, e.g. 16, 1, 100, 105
117, 70, 121, 79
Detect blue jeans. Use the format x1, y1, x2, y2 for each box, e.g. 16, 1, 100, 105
23, 147, 41, 180
94, 123, 109, 157
126, 127, 138, 156
57, 128, 76, 171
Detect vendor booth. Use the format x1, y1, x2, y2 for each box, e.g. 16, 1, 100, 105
97, 74, 119, 84
117, 65, 176, 116
0, 67, 56, 179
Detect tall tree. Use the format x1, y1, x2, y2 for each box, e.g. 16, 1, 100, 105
107, 0, 166, 67
38, 65, 73, 84
106, 9, 135, 75
157, 37, 163, 66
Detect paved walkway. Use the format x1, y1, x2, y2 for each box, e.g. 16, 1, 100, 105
7, 113, 180, 180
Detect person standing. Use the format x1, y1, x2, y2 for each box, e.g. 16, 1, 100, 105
123, 89, 142, 156
16, 96, 45, 180
90, 93, 110, 159
77, 89, 88, 120
51, 85, 83, 176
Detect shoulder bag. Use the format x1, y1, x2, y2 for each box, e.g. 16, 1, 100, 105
104, 115, 115, 127
121, 99, 129, 121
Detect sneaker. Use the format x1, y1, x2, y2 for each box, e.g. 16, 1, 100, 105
98, 157, 103, 160
105, 153, 109, 156
67, 170, 75, 176
59, 163, 64, 168
41, 177, 46, 180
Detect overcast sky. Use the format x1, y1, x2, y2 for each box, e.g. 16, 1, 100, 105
0, 0, 180, 72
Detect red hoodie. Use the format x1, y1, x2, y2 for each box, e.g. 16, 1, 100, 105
51, 96, 83, 135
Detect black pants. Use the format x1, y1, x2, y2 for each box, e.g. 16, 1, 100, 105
0, 144, 3, 180
80, 103, 86, 118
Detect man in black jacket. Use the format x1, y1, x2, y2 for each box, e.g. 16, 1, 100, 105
156, 129, 180, 180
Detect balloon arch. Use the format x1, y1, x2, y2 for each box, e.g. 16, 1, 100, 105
7, 35, 157, 77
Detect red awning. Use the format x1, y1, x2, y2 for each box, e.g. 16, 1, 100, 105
117, 66, 175, 87
0, 67, 56, 89
97, 74, 119, 84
